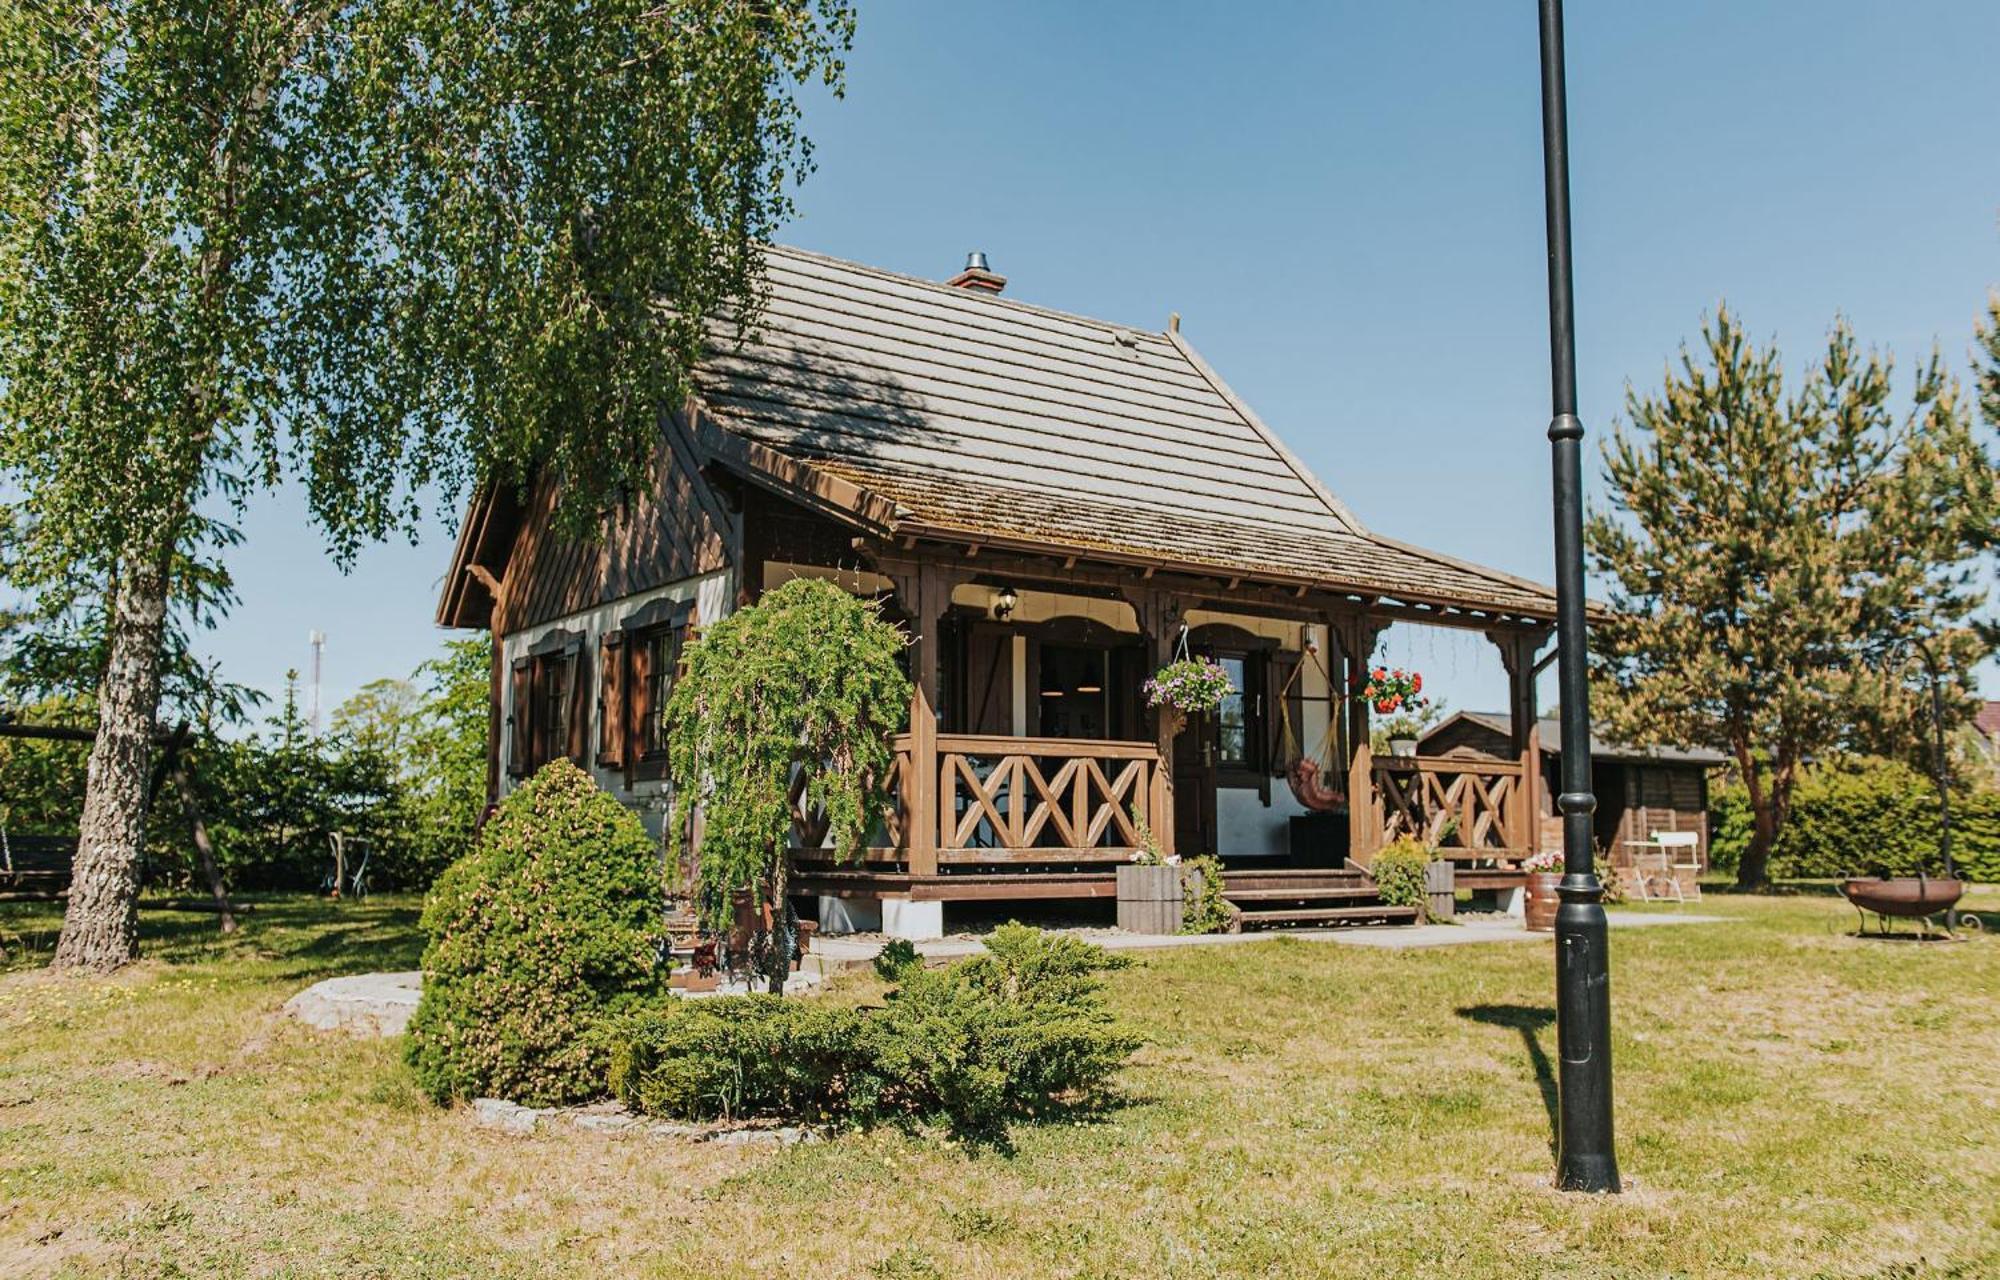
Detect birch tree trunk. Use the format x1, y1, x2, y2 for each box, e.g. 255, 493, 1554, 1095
52, 552, 171, 972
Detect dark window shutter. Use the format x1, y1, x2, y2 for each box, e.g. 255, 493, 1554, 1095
507, 657, 532, 777
626, 630, 655, 780
564, 641, 590, 765
597, 633, 625, 769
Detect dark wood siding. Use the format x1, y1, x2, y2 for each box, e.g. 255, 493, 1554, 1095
1423, 717, 1514, 760
495, 417, 734, 635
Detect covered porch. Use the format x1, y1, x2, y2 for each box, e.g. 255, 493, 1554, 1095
777, 550, 1558, 930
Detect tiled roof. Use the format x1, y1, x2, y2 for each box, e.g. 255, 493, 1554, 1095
1976, 701, 2000, 740
695, 245, 1561, 620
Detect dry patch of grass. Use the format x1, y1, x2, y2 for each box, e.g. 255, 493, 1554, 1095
3, 889, 1998, 1278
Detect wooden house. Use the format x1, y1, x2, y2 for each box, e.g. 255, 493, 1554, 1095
1420, 710, 1726, 874
438, 247, 1573, 937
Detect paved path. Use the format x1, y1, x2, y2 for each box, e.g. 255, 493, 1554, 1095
807, 910, 1724, 969
283, 913, 1726, 1032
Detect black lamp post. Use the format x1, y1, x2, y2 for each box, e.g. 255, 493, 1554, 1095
1536, 0, 1620, 1194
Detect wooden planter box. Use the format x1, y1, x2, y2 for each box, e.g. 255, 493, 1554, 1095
1425, 859, 1455, 921
1116, 864, 1188, 935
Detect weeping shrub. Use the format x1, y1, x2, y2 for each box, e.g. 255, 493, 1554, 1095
406, 760, 665, 1105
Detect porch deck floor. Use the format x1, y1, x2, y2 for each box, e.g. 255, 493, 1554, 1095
805, 910, 1725, 972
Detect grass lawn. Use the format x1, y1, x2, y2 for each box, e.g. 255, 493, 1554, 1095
3, 889, 1997, 1279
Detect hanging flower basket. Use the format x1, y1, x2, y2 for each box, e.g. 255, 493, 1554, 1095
1145, 658, 1234, 734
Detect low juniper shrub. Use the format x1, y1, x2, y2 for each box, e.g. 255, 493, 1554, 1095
405, 759, 665, 1106
608, 923, 1140, 1138
864, 924, 1140, 1137
605, 997, 872, 1122
873, 938, 922, 982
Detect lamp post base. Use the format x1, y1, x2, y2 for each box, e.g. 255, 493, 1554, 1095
1554, 876, 1621, 1194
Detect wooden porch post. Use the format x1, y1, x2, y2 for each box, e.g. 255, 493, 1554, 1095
1346, 740, 1378, 866
1131, 589, 1184, 856
1331, 614, 1388, 769
1488, 626, 1553, 756
1519, 723, 1544, 855
888, 564, 948, 880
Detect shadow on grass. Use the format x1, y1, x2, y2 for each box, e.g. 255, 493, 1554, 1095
0, 893, 424, 980
1458, 1003, 1557, 1155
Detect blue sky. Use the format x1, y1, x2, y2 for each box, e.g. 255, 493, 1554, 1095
206, 0, 2000, 722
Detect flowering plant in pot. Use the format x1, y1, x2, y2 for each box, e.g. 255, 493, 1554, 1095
1521, 849, 1563, 932
1359, 666, 1429, 756
1145, 657, 1234, 736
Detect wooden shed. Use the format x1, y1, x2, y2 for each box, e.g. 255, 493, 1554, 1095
1420, 711, 1726, 871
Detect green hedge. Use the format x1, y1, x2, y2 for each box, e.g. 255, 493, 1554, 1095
1709, 759, 2000, 884
608, 924, 1140, 1138
406, 760, 665, 1105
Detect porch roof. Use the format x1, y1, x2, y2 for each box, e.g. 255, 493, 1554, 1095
695, 245, 1564, 623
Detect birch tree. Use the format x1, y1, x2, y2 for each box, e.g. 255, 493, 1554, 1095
1587, 310, 1998, 888
0, 0, 854, 971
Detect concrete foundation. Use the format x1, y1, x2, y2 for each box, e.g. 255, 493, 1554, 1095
881, 898, 945, 941
817, 895, 882, 934
1492, 886, 1526, 918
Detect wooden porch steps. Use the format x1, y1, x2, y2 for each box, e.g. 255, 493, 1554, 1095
1217, 868, 1415, 931
1234, 904, 1420, 927
1222, 886, 1379, 903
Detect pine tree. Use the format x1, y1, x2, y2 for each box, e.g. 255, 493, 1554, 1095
1588, 309, 1998, 888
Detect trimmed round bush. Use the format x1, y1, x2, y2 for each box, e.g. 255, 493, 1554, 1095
405, 759, 664, 1105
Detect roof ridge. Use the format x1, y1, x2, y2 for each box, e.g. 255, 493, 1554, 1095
1164, 329, 1369, 538
762, 242, 1171, 344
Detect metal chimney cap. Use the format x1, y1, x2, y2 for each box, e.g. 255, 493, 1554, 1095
965, 250, 989, 272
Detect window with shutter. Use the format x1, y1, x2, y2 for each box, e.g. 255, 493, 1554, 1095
597, 633, 625, 769
563, 641, 590, 764
620, 598, 693, 783
506, 658, 532, 778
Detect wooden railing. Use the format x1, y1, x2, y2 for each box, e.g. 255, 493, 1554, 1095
932, 734, 1163, 866
1347, 735, 1540, 867
791, 731, 1166, 874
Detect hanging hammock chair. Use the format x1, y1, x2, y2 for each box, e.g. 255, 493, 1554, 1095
1277, 642, 1346, 812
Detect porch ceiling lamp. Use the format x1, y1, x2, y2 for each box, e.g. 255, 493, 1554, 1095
1537, 0, 1619, 1195
993, 585, 1018, 621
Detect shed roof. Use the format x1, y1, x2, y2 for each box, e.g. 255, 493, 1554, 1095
693, 245, 1562, 621
1422, 710, 1730, 767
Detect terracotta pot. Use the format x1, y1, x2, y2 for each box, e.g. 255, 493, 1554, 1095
1524, 871, 1562, 932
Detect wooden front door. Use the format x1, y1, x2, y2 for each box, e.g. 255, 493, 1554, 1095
1173, 709, 1218, 855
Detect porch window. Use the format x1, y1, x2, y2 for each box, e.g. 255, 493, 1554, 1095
1214, 655, 1251, 769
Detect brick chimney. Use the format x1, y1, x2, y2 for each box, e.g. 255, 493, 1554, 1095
946, 250, 1006, 295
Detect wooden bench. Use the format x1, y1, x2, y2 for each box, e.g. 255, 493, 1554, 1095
1, 833, 77, 890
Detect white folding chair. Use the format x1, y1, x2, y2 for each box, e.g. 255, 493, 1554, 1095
1654, 830, 1702, 902
1629, 849, 1680, 903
